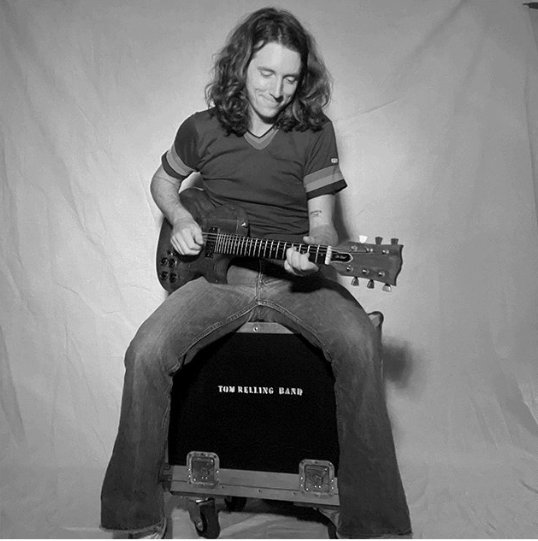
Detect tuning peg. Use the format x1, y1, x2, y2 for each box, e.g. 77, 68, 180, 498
351, 276, 359, 286
391, 237, 399, 245
375, 236, 383, 245
382, 284, 392, 292
359, 235, 368, 243
367, 279, 375, 289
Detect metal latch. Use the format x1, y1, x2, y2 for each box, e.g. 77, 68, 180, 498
187, 451, 220, 487
299, 459, 336, 496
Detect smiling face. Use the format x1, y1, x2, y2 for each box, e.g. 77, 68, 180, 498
245, 41, 302, 135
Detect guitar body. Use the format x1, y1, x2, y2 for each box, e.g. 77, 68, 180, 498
157, 189, 249, 292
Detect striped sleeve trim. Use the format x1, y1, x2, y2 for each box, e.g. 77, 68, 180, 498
304, 164, 346, 195
161, 145, 195, 179
307, 179, 347, 200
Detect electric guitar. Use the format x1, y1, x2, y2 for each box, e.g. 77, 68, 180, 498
156, 188, 403, 293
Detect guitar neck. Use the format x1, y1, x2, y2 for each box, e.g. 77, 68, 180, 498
204, 231, 335, 265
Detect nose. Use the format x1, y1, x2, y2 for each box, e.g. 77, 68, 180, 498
270, 78, 284, 101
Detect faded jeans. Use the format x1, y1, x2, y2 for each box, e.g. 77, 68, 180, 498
100, 260, 411, 538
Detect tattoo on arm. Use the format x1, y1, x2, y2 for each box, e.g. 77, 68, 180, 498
309, 210, 323, 218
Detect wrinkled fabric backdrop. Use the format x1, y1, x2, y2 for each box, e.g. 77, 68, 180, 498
1, 0, 537, 538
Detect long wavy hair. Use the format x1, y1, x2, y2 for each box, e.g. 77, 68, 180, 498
205, 7, 332, 135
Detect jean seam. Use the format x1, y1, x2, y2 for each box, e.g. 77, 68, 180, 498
171, 302, 258, 368
256, 299, 335, 364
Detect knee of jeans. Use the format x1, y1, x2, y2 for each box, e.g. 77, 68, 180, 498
124, 327, 167, 375
329, 318, 380, 373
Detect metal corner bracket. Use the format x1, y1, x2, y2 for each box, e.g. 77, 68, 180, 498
299, 459, 336, 497
187, 451, 220, 487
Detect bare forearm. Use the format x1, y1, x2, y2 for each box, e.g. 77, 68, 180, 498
150, 166, 192, 225
308, 194, 338, 246
285, 194, 338, 276
150, 165, 203, 254
309, 223, 338, 246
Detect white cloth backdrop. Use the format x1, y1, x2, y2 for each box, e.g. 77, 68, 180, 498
1, 0, 537, 538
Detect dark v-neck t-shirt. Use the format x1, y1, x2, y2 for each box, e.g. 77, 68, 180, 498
162, 108, 346, 241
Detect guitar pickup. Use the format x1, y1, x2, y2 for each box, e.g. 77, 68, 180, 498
204, 227, 219, 258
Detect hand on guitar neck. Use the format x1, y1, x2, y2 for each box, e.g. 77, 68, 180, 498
284, 230, 336, 277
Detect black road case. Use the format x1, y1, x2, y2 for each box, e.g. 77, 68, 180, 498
163, 313, 383, 537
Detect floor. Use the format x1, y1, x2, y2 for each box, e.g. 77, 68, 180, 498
163, 495, 333, 539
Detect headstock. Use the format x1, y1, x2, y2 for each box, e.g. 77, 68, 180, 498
330, 236, 403, 291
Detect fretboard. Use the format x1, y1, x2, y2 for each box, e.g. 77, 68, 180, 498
203, 231, 333, 265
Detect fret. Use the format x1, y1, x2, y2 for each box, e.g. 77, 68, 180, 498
233, 235, 239, 255
274, 241, 281, 259
278, 241, 287, 260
